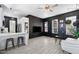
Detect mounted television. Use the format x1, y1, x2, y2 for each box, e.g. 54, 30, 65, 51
33, 26, 41, 32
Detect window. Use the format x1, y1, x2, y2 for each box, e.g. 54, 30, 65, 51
44, 22, 48, 32
52, 19, 58, 34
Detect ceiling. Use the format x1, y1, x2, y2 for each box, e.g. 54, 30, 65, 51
3, 4, 79, 18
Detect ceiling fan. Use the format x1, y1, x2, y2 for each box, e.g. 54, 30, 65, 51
38, 4, 58, 12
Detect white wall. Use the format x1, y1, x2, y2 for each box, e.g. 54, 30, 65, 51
0, 7, 4, 27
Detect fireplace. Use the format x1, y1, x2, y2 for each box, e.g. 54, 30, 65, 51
33, 26, 41, 33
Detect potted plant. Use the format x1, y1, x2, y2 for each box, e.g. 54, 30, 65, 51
69, 27, 79, 39
65, 20, 71, 24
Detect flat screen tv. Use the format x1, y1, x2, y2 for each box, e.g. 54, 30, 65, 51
33, 26, 41, 32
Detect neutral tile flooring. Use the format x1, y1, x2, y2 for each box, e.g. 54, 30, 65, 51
4, 36, 64, 54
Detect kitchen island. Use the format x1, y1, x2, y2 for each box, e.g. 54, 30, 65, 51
0, 32, 29, 50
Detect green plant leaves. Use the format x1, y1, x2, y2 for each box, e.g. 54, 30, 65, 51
69, 27, 79, 38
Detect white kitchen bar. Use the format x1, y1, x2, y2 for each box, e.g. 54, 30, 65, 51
0, 32, 28, 50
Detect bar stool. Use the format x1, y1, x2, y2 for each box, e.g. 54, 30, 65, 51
55, 35, 61, 45
55, 35, 58, 43
5, 38, 15, 50
17, 36, 25, 47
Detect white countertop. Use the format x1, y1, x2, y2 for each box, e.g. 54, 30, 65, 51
0, 32, 26, 36
0, 32, 27, 41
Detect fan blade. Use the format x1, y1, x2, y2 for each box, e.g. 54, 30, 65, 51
49, 9, 53, 12
38, 8, 43, 9
52, 4, 58, 8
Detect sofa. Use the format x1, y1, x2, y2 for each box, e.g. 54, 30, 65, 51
61, 38, 79, 54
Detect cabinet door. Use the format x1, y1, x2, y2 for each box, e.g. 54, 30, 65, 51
9, 20, 16, 33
